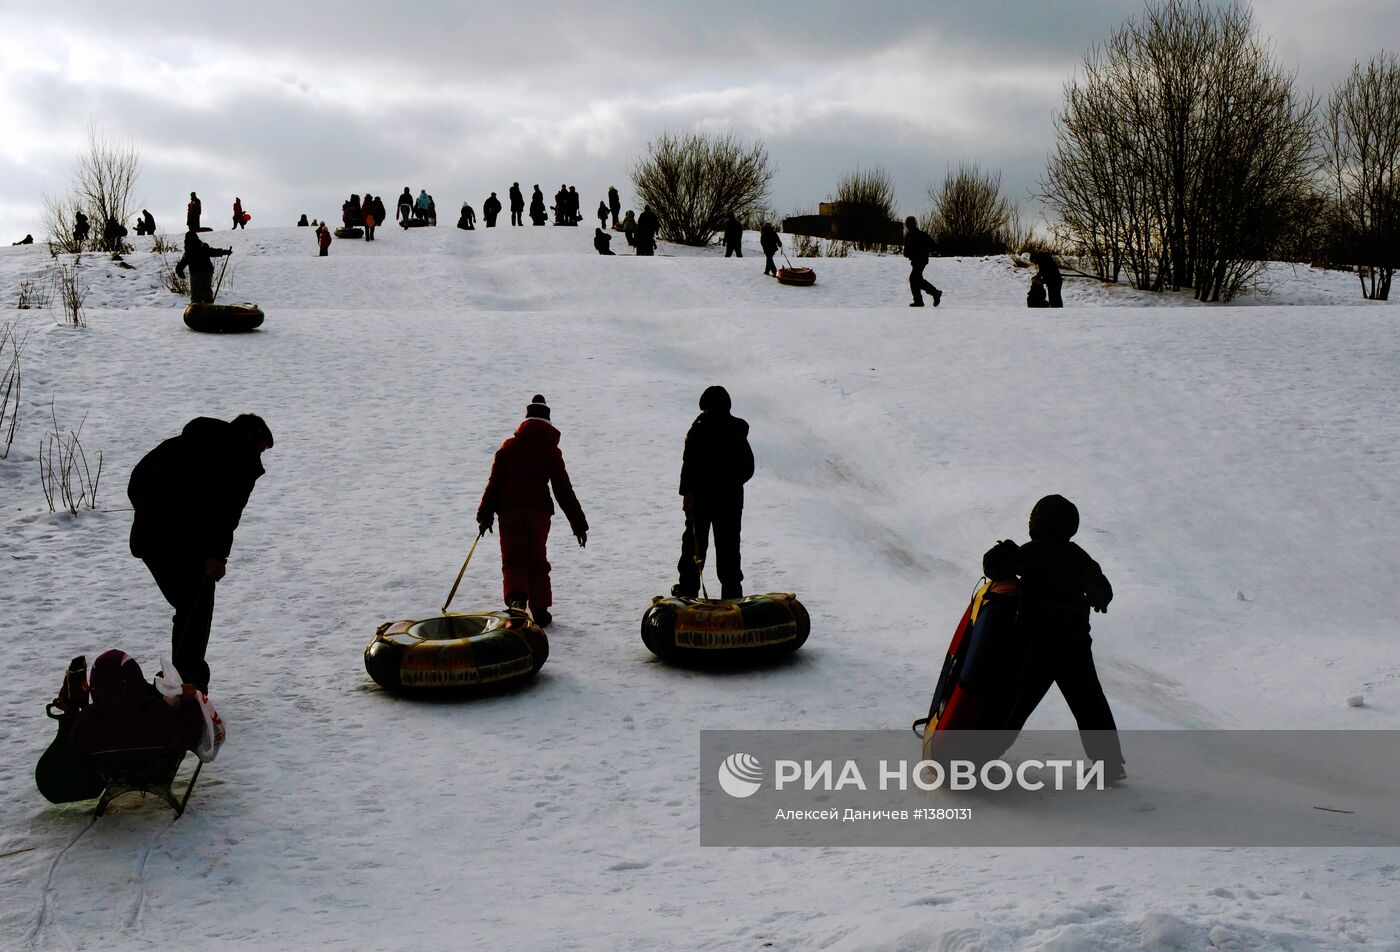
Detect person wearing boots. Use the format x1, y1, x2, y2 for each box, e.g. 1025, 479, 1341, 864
759, 223, 781, 276
476, 395, 588, 627
902, 216, 942, 307
673, 386, 754, 600
983, 495, 1125, 783
174, 231, 231, 303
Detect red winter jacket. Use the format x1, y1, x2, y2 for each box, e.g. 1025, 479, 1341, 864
477, 418, 588, 533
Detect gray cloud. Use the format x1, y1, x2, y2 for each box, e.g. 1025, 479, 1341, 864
2, 1, 1396, 240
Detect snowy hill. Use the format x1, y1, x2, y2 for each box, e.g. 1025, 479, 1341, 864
1, 225, 1397, 950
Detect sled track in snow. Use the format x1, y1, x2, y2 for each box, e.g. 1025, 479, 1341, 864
27, 815, 96, 949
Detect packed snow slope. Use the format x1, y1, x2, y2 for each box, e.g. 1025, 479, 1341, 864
1, 225, 1397, 951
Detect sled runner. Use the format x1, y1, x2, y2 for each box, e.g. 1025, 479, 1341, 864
775, 267, 816, 286
184, 302, 264, 333
95, 754, 202, 817
641, 593, 810, 666
365, 611, 548, 693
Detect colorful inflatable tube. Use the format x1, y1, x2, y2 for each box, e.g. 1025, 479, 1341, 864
365, 611, 548, 693
641, 593, 810, 666
183, 302, 265, 333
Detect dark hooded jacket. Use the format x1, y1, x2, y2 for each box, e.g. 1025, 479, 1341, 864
174, 233, 229, 277
70, 650, 203, 765
679, 388, 754, 508
509, 184, 524, 212
983, 495, 1111, 639
128, 417, 266, 560
477, 418, 588, 534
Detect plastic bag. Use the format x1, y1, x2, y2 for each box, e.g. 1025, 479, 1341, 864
158, 658, 227, 763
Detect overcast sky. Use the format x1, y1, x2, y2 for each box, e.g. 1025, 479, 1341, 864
2, 0, 1395, 240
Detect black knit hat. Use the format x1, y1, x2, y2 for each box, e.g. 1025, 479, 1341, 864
525, 394, 551, 420
1028, 494, 1079, 541
698, 385, 731, 413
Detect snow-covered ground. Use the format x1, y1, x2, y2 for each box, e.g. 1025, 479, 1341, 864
1, 224, 1397, 950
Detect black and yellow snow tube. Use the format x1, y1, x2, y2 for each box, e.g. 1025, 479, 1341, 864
334, 226, 363, 239
183, 302, 264, 333
641, 593, 810, 666
365, 611, 548, 693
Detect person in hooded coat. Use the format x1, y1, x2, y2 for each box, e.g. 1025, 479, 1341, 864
902, 216, 942, 307
723, 213, 743, 258
141, 209, 156, 235
509, 182, 525, 226
476, 396, 588, 627
483, 192, 503, 227
593, 227, 614, 255
175, 231, 231, 304
621, 209, 636, 246
607, 185, 621, 228
596, 201, 609, 230
415, 189, 431, 222
372, 196, 388, 232
70, 650, 204, 766
458, 202, 477, 230
636, 206, 659, 256
673, 386, 754, 599
397, 187, 414, 224
529, 185, 547, 225
983, 495, 1124, 781
128, 414, 273, 693
759, 223, 781, 275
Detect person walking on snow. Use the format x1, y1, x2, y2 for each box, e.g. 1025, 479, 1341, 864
597, 201, 609, 230
476, 396, 588, 628
509, 182, 525, 226
232, 197, 246, 229
127, 414, 273, 693
902, 216, 942, 307
673, 386, 754, 600
316, 222, 332, 256
983, 494, 1125, 782
397, 187, 413, 224
759, 223, 781, 276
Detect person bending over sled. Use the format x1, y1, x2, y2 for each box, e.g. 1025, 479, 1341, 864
128, 414, 273, 693
476, 395, 589, 627
673, 386, 754, 600
70, 650, 204, 767
984, 494, 1125, 782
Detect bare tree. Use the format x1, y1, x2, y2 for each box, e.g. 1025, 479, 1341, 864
41, 192, 84, 255
630, 131, 774, 246
834, 166, 897, 251
74, 124, 141, 253
1323, 52, 1400, 300
1040, 0, 1315, 301
924, 162, 1019, 256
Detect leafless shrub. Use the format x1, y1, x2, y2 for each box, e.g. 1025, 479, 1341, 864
53, 264, 88, 327
1322, 52, 1400, 300
18, 274, 51, 310
38, 400, 102, 514
151, 233, 179, 255
793, 234, 822, 257
925, 162, 1020, 257
738, 201, 777, 233
0, 322, 26, 458
1039, 0, 1316, 301
157, 251, 189, 295
834, 167, 898, 251
41, 192, 84, 255
631, 130, 775, 246
824, 240, 851, 258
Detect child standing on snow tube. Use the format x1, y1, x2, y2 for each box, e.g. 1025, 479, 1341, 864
984, 494, 1125, 783
476, 396, 589, 628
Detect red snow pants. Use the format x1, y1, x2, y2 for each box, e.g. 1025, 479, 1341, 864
498, 510, 552, 613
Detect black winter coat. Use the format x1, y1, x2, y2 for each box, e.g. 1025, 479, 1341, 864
174, 236, 229, 277
128, 417, 265, 560
679, 411, 754, 508
637, 208, 659, 236
984, 538, 1111, 640
903, 226, 934, 265
724, 219, 743, 248
509, 185, 524, 212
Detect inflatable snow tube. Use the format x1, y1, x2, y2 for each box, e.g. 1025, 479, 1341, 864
334, 226, 363, 239
365, 611, 548, 693
399, 218, 430, 229
776, 267, 816, 286
641, 593, 810, 666
183, 302, 265, 333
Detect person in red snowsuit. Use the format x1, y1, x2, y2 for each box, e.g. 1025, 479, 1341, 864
476, 395, 588, 626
